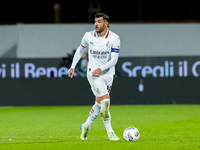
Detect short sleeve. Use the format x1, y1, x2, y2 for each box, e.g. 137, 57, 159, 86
80, 32, 88, 48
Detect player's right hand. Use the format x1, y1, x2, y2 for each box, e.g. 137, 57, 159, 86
68, 68, 75, 78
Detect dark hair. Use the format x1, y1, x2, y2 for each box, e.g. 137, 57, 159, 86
95, 13, 110, 28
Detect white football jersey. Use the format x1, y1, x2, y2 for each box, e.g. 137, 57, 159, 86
80, 30, 120, 75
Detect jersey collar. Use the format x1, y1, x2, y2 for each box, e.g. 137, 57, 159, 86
94, 30, 109, 38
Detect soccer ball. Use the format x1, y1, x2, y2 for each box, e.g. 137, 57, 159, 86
123, 127, 140, 142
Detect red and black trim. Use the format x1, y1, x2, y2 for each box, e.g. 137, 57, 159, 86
94, 30, 109, 38
81, 44, 86, 48
105, 30, 109, 38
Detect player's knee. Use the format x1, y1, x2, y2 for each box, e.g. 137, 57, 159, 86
95, 94, 110, 104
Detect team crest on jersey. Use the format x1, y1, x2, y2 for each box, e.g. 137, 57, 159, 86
106, 41, 110, 47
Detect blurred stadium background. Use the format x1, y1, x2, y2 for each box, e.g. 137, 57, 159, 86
1, 1, 200, 106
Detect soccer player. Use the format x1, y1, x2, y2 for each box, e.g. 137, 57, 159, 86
68, 13, 120, 141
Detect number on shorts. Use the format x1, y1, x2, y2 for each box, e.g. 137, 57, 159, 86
107, 85, 111, 94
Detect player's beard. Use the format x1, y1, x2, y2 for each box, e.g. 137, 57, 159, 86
95, 25, 105, 33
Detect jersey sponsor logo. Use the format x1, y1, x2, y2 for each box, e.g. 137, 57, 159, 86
90, 49, 110, 59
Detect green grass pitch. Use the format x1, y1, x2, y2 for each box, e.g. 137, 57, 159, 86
0, 105, 200, 150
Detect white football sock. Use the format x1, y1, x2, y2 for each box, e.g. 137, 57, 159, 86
83, 102, 101, 129
100, 99, 114, 133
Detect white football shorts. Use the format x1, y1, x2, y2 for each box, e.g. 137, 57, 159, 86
87, 73, 113, 97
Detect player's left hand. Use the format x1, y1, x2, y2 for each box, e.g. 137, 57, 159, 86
92, 68, 102, 77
